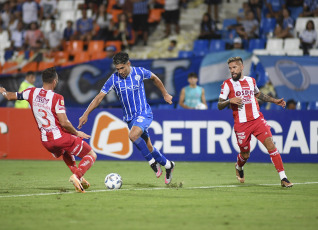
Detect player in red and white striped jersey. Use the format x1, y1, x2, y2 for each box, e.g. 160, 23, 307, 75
218, 57, 293, 188
0, 67, 97, 193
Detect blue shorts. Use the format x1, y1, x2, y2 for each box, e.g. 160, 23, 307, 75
127, 114, 153, 139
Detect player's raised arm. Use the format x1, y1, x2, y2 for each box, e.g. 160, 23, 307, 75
0, 87, 18, 101
78, 91, 106, 129
255, 92, 286, 108
150, 74, 173, 104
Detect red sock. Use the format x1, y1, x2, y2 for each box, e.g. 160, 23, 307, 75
237, 153, 247, 167
63, 154, 77, 174
75, 155, 95, 179
269, 148, 284, 172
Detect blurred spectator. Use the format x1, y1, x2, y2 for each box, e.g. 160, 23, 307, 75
266, 0, 286, 19
274, 8, 294, 38
1, 1, 10, 29
205, 0, 222, 22
232, 37, 243, 49
105, 45, 117, 58
45, 21, 62, 51
114, 13, 132, 50
113, 0, 124, 9
24, 22, 44, 50
237, 2, 252, 22
178, 72, 207, 110
168, 39, 177, 52
248, 0, 263, 21
40, 0, 57, 20
10, 20, 25, 51
85, 0, 104, 11
0, 25, 10, 50
76, 9, 94, 41
299, 0, 318, 17
163, 0, 180, 38
63, 20, 75, 41
234, 11, 259, 40
299, 20, 317, 55
132, 0, 149, 46
259, 80, 276, 110
198, 12, 221, 39
286, 99, 297, 110
22, 0, 42, 26
14, 71, 36, 108
8, 14, 19, 33
93, 4, 114, 40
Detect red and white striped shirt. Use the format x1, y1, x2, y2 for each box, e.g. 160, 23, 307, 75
219, 76, 261, 124
21, 87, 67, 141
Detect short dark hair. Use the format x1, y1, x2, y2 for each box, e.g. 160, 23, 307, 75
188, 72, 198, 79
286, 99, 297, 107
26, 71, 35, 76
42, 67, 57, 83
227, 57, 243, 65
113, 52, 129, 65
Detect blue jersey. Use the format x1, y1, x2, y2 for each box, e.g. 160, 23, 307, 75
101, 66, 153, 121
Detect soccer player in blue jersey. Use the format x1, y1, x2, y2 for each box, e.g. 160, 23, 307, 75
78, 52, 176, 184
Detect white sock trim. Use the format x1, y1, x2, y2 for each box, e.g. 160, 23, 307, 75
164, 160, 171, 169
279, 171, 287, 180
148, 158, 155, 165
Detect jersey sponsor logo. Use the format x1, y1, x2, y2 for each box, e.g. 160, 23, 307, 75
137, 116, 145, 123
135, 75, 141, 81
35, 95, 50, 104
119, 85, 140, 92
90, 112, 132, 159
60, 100, 64, 106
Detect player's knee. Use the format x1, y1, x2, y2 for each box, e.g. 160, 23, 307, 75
241, 152, 250, 160
88, 150, 97, 160
129, 133, 138, 143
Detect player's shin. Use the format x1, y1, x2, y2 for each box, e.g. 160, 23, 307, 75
151, 147, 171, 169
134, 137, 154, 163
236, 153, 247, 170
269, 148, 286, 179
63, 153, 77, 173
74, 154, 95, 179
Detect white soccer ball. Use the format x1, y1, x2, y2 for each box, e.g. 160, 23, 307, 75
105, 173, 122, 189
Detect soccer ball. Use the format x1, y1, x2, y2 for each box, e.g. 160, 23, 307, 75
104, 173, 122, 189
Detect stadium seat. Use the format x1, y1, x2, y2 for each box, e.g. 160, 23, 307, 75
308, 101, 318, 110
65, 40, 84, 54
222, 18, 237, 30
193, 40, 209, 56
148, 8, 164, 23
2, 62, 19, 74
90, 52, 107, 60
38, 62, 55, 71
111, 9, 124, 23
178, 50, 194, 58
296, 102, 308, 110
284, 38, 300, 51
309, 49, 318, 56
209, 101, 219, 110
21, 62, 38, 73
105, 41, 122, 52
60, 10, 76, 23
266, 39, 285, 55
248, 39, 266, 52
88, 40, 105, 54
209, 40, 225, 52
259, 18, 276, 38
269, 103, 284, 110
54, 51, 69, 65
288, 6, 303, 21
73, 51, 90, 64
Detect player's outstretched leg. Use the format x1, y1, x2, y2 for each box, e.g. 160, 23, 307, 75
235, 153, 247, 183
134, 137, 162, 178
63, 153, 90, 189
69, 150, 97, 192
151, 147, 175, 184
269, 148, 293, 187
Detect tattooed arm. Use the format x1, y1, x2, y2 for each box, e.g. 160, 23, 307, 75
255, 92, 286, 108
218, 97, 243, 110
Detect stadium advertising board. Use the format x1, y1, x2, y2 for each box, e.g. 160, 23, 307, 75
1, 108, 317, 163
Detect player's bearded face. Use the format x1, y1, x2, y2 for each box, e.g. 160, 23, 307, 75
229, 62, 243, 81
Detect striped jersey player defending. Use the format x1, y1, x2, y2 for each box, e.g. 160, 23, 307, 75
78, 52, 175, 184
218, 57, 293, 187
0, 67, 96, 193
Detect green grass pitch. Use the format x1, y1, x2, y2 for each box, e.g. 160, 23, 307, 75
0, 160, 317, 230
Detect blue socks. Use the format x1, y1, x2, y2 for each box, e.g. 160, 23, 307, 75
151, 147, 167, 166
134, 138, 153, 161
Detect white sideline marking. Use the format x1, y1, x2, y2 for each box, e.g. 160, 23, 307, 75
0, 182, 317, 199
